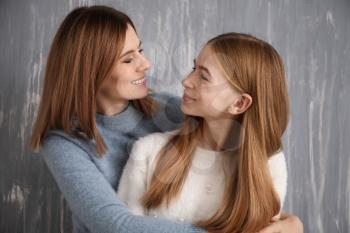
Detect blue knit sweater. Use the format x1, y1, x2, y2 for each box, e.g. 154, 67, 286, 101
41, 93, 204, 233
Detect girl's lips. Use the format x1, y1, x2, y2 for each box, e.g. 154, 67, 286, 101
183, 93, 196, 103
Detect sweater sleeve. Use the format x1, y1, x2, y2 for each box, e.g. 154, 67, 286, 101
268, 151, 288, 214
150, 92, 184, 132
41, 134, 204, 233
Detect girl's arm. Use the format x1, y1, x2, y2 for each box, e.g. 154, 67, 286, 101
41, 133, 204, 233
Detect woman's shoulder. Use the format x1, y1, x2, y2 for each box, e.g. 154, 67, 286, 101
42, 129, 74, 149
41, 129, 96, 158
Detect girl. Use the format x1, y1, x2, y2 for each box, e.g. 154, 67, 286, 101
118, 33, 289, 233
30, 5, 302, 233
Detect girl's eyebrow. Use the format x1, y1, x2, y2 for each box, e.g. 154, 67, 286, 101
194, 59, 211, 76
120, 41, 142, 58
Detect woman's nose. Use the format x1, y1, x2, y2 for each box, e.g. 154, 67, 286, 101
138, 54, 151, 72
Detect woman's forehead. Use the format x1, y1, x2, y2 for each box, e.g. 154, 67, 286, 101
121, 25, 140, 54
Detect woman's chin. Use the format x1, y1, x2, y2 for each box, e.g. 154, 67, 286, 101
128, 88, 149, 100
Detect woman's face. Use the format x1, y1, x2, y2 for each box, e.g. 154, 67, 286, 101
181, 45, 241, 120
98, 24, 151, 102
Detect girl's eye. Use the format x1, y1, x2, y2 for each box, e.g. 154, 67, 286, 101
200, 75, 208, 81
138, 49, 144, 53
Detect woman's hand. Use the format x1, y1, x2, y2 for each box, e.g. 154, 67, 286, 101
257, 212, 303, 233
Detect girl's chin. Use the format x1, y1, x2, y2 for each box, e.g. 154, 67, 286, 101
180, 103, 196, 116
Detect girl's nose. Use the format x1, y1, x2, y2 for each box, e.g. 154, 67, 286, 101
182, 73, 195, 89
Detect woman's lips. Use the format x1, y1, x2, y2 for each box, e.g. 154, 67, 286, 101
131, 77, 146, 85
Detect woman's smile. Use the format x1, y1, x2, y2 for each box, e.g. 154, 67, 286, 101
131, 77, 146, 85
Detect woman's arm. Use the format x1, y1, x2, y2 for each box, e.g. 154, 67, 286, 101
41, 133, 204, 233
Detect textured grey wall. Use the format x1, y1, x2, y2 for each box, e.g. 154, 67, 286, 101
1, 0, 349, 232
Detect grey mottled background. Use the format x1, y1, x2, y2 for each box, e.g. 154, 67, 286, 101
1, 0, 349, 232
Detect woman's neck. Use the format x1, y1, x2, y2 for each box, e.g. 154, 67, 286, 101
96, 97, 129, 116
200, 117, 240, 152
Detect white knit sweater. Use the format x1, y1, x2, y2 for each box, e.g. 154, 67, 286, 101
117, 131, 287, 223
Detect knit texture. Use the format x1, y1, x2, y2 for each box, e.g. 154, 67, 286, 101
41, 93, 204, 233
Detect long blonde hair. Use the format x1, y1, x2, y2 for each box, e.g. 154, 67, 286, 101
30, 6, 158, 155
141, 33, 289, 232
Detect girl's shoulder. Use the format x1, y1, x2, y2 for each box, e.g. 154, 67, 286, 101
129, 130, 179, 162
268, 150, 286, 170
268, 150, 287, 173
133, 130, 178, 150
267, 150, 288, 207
268, 150, 286, 164
267, 150, 287, 184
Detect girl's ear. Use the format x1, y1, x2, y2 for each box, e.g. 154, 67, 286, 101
227, 94, 253, 115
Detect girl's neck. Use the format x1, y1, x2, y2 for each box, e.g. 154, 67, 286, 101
200, 117, 240, 152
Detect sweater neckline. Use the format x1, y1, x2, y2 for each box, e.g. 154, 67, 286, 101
95, 102, 143, 132
195, 146, 234, 160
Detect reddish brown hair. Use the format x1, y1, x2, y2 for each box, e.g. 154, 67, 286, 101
30, 6, 157, 155
142, 33, 289, 232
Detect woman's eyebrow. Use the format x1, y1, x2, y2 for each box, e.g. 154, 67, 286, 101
120, 41, 142, 58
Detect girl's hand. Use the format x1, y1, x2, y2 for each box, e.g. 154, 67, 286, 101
257, 212, 303, 233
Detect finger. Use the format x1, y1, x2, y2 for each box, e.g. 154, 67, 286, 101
258, 221, 281, 233
271, 215, 280, 222
279, 212, 291, 220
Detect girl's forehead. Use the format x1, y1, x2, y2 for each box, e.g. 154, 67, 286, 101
196, 45, 212, 63
197, 45, 221, 70
197, 46, 227, 82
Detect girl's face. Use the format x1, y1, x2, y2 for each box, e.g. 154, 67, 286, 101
181, 45, 241, 120
98, 24, 151, 102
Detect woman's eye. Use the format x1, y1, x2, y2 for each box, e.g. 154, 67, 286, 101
123, 59, 133, 64
138, 49, 144, 53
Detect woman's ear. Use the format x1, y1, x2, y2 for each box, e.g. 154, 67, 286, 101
227, 94, 252, 115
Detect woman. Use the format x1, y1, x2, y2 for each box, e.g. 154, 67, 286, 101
118, 33, 290, 233
30, 5, 302, 233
